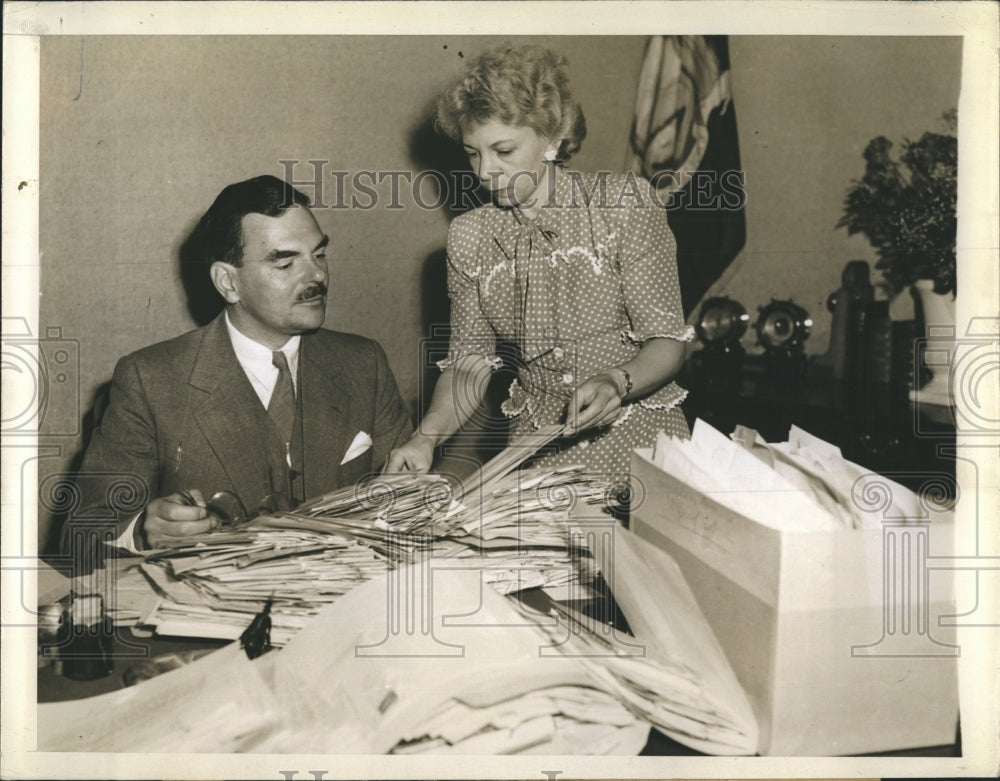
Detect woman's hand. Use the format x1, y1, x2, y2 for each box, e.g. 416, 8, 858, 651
384, 434, 437, 473
563, 339, 687, 437
563, 372, 624, 436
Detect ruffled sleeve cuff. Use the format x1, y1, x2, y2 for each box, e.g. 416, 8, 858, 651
622, 324, 695, 346
436, 352, 503, 372
638, 381, 689, 412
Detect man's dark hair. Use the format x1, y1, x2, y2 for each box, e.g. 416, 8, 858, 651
187, 175, 311, 268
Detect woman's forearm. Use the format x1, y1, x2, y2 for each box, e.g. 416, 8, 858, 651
414, 355, 494, 446
606, 337, 687, 402
384, 355, 494, 472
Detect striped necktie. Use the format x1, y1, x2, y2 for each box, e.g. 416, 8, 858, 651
268, 350, 295, 445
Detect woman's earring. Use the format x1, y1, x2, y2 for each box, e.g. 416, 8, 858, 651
544, 148, 558, 162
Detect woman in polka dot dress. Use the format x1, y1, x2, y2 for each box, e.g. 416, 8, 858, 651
387, 43, 692, 483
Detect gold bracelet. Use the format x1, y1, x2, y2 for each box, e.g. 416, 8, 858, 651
607, 367, 632, 400
619, 367, 633, 399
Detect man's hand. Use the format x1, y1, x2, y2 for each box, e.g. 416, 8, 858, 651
384, 435, 436, 473
563, 373, 624, 436
139, 489, 220, 548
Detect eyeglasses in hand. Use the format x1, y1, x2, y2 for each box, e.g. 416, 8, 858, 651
176, 488, 291, 525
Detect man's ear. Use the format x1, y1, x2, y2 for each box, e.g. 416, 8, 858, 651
210, 262, 240, 304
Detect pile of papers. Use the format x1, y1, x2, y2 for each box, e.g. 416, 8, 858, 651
136, 425, 602, 643
138, 530, 389, 644
39, 568, 652, 755
41, 554, 756, 755
532, 530, 760, 754
652, 419, 930, 530
269, 566, 654, 755
259, 425, 583, 548
48, 422, 761, 755
137, 463, 607, 642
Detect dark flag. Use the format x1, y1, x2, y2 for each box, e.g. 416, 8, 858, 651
626, 36, 747, 317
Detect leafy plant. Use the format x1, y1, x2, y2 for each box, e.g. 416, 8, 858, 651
837, 110, 957, 297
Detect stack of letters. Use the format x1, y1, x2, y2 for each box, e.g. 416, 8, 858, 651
138, 529, 389, 645
41, 542, 759, 755
47, 424, 760, 755
650, 419, 933, 530
138, 426, 608, 641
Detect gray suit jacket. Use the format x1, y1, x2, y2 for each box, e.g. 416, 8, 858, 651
64, 314, 412, 551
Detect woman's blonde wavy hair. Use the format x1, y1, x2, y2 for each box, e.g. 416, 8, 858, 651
436, 44, 587, 162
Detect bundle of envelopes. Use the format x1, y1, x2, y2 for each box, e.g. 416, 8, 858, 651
137, 530, 390, 645
138, 426, 607, 642
259, 461, 612, 594
43, 422, 762, 755
40, 539, 758, 755
652, 419, 930, 530
38, 568, 651, 754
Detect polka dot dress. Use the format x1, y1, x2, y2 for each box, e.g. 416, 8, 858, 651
441, 169, 693, 479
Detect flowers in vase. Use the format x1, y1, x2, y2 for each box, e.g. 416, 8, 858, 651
837, 110, 957, 298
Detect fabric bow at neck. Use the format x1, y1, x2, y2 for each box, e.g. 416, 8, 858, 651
494, 216, 560, 363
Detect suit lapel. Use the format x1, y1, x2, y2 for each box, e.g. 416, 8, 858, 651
189, 315, 274, 506
300, 334, 353, 494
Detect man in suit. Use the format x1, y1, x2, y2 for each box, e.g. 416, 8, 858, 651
64, 175, 412, 554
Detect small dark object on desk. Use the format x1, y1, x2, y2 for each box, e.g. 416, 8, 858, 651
50, 593, 115, 681
239, 597, 274, 659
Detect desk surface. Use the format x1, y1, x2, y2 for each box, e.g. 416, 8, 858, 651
37, 618, 960, 758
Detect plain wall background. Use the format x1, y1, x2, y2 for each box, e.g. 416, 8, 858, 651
721, 36, 962, 330
36, 35, 962, 549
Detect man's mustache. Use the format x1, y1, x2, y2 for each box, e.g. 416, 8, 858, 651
297, 283, 327, 302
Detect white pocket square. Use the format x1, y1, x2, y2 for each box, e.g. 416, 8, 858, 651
340, 431, 373, 465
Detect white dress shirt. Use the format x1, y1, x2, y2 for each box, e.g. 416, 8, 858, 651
224, 311, 301, 405
113, 314, 301, 552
